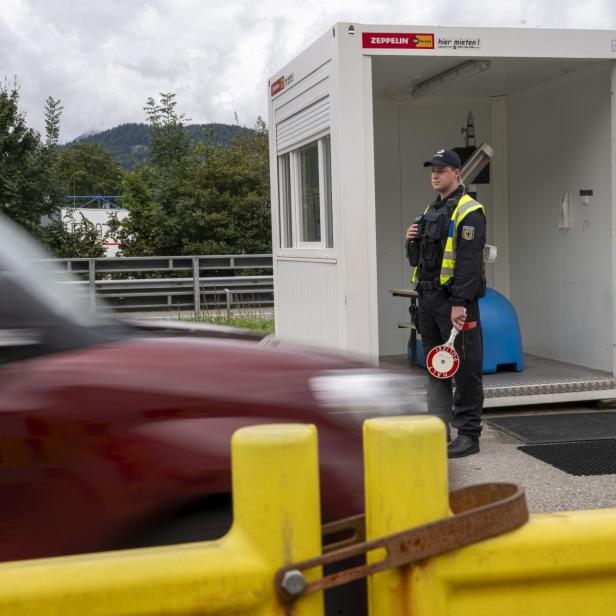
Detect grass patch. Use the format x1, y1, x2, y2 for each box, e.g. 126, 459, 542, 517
194, 314, 275, 333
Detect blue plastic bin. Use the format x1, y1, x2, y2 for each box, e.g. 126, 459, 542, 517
411, 288, 524, 374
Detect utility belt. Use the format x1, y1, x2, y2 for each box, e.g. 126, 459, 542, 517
414, 276, 486, 299
415, 279, 441, 291
412, 279, 444, 331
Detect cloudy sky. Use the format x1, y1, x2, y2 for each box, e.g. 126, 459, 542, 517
1, 0, 615, 142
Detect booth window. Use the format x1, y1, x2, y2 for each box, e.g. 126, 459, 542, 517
299, 142, 321, 242
277, 134, 333, 250
278, 154, 293, 248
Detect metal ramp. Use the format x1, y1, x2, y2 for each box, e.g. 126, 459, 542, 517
380, 354, 616, 408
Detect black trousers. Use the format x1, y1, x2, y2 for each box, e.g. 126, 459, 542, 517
418, 288, 483, 438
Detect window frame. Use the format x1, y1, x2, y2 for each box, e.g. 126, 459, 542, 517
277, 153, 293, 249
295, 140, 324, 249
276, 132, 334, 257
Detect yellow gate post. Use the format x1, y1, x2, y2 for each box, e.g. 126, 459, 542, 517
363, 416, 449, 615
364, 416, 616, 615
232, 423, 324, 615
0, 423, 324, 616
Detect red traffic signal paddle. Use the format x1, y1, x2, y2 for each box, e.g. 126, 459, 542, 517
426, 327, 460, 379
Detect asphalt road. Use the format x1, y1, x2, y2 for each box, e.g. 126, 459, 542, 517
450, 405, 616, 513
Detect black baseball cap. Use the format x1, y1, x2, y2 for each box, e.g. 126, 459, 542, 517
423, 149, 461, 169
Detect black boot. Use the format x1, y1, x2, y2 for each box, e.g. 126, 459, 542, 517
447, 434, 479, 458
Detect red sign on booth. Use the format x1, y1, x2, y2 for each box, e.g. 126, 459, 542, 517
270, 76, 285, 96
362, 32, 434, 50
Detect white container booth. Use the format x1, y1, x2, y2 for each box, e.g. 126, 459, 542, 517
267, 24, 616, 407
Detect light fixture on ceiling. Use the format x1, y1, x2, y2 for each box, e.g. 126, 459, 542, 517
412, 59, 491, 98
384, 59, 491, 101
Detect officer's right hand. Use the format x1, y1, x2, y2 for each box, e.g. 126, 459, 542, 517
406, 224, 419, 241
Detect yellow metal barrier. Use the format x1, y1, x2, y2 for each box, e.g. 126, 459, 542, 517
0, 424, 324, 616
4, 415, 616, 615
364, 416, 616, 615
364, 416, 449, 614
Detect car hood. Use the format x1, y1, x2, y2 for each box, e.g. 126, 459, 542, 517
0, 335, 368, 418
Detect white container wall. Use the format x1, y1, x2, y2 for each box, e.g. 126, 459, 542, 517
268, 32, 345, 350
508, 64, 613, 370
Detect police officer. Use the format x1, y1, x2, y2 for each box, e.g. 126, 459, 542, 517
406, 149, 486, 458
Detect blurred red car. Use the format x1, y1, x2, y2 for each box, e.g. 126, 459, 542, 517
0, 215, 421, 562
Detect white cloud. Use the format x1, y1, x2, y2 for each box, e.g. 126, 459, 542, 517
0, 0, 615, 141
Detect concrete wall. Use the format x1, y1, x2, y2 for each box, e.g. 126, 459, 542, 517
508, 65, 612, 370
373, 99, 493, 356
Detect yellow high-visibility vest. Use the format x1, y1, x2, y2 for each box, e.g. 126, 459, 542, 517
411, 193, 485, 286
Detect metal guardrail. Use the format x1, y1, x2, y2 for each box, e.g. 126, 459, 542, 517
45, 254, 274, 313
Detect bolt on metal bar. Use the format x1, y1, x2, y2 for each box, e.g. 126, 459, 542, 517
275, 482, 528, 601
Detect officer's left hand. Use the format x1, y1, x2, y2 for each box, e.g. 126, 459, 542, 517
451, 306, 467, 330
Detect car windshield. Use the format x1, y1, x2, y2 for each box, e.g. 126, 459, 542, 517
0, 213, 109, 328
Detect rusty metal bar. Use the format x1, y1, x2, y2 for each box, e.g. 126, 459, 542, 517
276, 482, 528, 601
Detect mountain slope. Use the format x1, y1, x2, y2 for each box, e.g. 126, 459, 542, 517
68, 122, 248, 170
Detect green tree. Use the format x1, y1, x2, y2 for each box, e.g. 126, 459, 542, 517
0, 81, 106, 257
0, 80, 55, 235
111, 92, 199, 255
184, 116, 271, 254
108, 166, 172, 256
40, 95, 66, 218
111, 93, 271, 257
57, 143, 125, 196
44, 96, 63, 147
144, 92, 193, 169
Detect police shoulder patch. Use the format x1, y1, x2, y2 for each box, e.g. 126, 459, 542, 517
462, 225, 475, 240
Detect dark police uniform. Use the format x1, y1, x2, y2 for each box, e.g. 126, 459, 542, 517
407, 177, 486, 454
